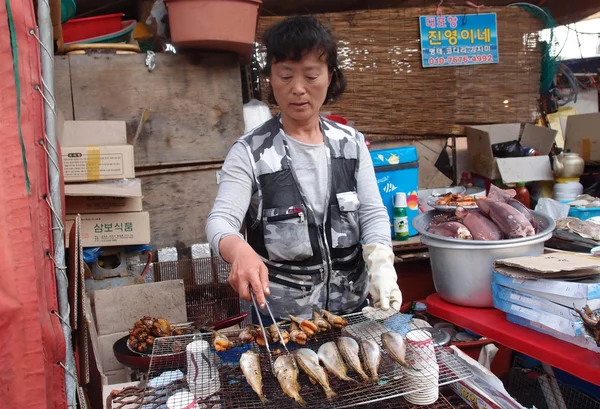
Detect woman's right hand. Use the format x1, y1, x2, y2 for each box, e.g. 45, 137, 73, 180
219, 235, 270, 309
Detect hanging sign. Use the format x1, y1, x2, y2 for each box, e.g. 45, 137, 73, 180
419, 13, 499, 68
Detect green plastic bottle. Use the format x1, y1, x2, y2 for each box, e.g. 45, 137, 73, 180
394, 192, 409, 241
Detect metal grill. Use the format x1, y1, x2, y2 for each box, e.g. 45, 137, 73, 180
141, 311, 473, 408
133, 257, 243, 327
507, 356, 600, 409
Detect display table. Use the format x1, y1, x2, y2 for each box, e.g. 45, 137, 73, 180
426, 293, 600, 386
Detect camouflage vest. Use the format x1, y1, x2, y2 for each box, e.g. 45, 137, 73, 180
236, 115, 367, 319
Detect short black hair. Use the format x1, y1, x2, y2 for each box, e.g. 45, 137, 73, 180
262, 16, 346, 105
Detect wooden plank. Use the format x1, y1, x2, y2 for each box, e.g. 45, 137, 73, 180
69, 53, 244, 164
54, 56, 73, 119
140, 165, 222, 249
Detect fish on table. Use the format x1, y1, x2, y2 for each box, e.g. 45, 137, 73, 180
359, 339, 382, 382
240, 350, 268, 403
294, 348, 337, 400
337, 337, 370, 382
274, 355, 306, 407
317, 341, 353, 382
381, 331, 409, 368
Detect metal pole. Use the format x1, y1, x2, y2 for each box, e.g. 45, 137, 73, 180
36, 1, 77, 407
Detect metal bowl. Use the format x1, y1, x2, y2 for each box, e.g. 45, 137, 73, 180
412, 210, 555, 307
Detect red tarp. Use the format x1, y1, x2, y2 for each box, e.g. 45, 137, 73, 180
0, 0, 67, 407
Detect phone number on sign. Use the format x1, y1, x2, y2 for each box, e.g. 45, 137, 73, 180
428, 54, 494, 65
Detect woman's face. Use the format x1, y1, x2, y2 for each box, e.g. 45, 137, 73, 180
269, 51, 332, 124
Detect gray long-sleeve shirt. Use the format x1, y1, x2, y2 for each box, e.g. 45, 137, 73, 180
206, 127, 391, 257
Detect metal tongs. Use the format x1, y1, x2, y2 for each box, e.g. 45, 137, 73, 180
249, 287, 297, 373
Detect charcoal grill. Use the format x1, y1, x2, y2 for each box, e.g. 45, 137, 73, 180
141, 311, 473, 409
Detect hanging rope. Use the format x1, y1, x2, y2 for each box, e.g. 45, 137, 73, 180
6, 0, 31, 193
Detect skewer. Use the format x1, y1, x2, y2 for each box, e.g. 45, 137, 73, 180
249, 287, 297, 372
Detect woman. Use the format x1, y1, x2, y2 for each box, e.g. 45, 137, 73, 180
206, 16, 402, 321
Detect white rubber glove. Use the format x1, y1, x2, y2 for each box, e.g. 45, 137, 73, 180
362, 243, 403, 311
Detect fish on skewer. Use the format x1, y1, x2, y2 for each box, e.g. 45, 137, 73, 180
360, 339, 382, 382
337, 337, 370, 382
317, 342, 354, 382
240, 351, 268, 403
294, 349, 337, 400
381, 331, 409, 368
312, 310, 331, 332
319, 308, 348, 329
289, 320, 308, 345
288, 313, 319, 338
274, 355, 306, 407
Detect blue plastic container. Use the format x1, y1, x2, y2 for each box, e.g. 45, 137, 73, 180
370, 147, 419, 237
568, 206, 600, 220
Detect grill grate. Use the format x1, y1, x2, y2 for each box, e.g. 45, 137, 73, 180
132, 257, 243, 327
142, 312, 473, 408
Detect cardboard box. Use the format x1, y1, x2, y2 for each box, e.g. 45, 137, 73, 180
62, 145, 135, 182
61, 120, 127, 146
65, 212, 151, 248
91, 280, 187, 335
563, 112, 600, 162
65, 178, 142, 197
66, 196, 143, 214
466, 123, 557, 182
98, 331, 129, 372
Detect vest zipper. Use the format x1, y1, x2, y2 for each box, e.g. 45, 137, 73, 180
265, 212, 305, 223
269, 275, 313, 293
319, 223, 333, 310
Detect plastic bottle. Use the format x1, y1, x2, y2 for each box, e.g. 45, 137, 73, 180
459, 172, 473, 188
515, 183, 531, 208
393, 192, 409, 241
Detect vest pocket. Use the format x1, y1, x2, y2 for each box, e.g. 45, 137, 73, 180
330, 192, 360, 248
263, 205, 313, 261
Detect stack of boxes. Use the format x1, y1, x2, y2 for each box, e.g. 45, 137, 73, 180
60, 120, 151, 248
59, 119, 154, 385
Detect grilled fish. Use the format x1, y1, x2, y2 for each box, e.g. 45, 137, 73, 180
337, 337, 370, 382
320, 309, 348, 329
240, 351, 268, 403
381, 331, 409, 368
274, 355, 306, 407
294, 349, 337, 400
360, 339, 382, 382
317, 342, 352, 381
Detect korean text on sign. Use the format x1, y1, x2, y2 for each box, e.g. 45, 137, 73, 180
419, 13, 499, 68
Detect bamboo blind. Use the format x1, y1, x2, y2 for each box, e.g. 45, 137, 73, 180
257, 7, 544, 141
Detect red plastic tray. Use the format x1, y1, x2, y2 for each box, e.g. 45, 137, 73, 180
62, 13, 123, 44
426, 293, 600, 386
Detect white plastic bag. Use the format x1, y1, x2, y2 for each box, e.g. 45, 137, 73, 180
535, 198, 570, 220
243, 99, 273, 133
